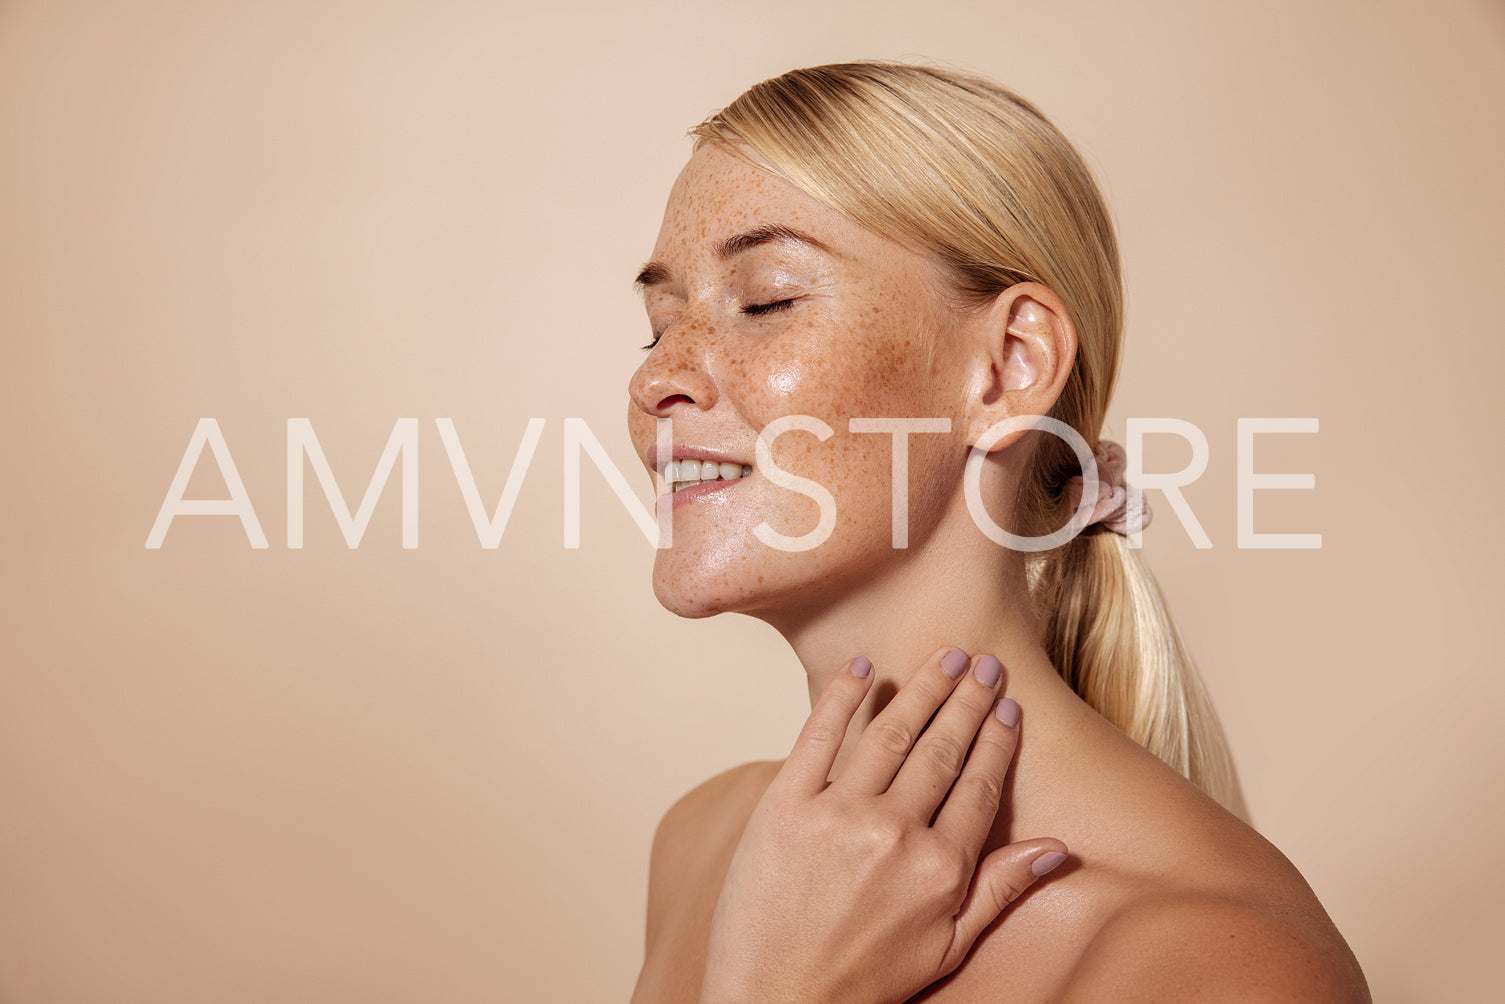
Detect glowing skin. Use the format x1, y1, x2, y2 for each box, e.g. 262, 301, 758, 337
625, 140, 1094, 795
627, 143, 1370, 1004
627, 144, 979, 627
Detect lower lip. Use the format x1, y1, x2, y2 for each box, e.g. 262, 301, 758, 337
660, 477, 747, 512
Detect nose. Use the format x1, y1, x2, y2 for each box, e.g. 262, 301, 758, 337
628, 323, 720, 418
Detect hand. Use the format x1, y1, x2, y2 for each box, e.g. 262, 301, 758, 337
698, 648, 1068, 1004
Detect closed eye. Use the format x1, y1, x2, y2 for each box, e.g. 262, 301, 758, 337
641, 298, 801, 351
742, 298, 799, 317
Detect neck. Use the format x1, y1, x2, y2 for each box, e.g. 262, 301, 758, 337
757, 523, 1121, 846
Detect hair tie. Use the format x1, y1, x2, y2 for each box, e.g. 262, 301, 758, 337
1063, 439, 1153, 536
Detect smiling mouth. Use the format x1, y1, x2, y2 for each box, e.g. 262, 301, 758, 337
662, 459, 753, 494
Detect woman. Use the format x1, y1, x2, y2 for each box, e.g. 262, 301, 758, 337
626, 62, 1368, 1003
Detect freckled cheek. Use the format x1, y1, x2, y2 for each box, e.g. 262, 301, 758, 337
725, 346, 888, 420
727, 309, 950, 481
719, 347, 801, 409
765, 363, 802, 397
741, 389, 917, 520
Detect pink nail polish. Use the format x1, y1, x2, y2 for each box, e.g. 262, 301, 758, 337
941, 649, 969, 679
1031, 851, 1067, 877
849, 656, 872, 679
995, 697, 1020, 728
973, 655, 1002, 688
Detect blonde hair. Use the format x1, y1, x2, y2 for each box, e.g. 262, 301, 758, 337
692, 61, 1244, 814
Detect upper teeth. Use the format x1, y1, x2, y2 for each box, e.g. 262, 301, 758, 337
663, 460, 753, 491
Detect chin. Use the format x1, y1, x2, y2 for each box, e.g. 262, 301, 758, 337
651, 580, 726, 620
647, 549, 731, 619
650, 546, 865, 629
649, 550, 798, 621
652, 560, 789, 621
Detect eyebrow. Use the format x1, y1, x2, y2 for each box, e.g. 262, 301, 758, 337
633, 223, 836, 289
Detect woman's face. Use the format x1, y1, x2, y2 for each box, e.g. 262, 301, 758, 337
627, 143, 976, 621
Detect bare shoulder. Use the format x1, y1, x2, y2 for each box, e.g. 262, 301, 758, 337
1057, 890, 1371, 1003
643, 760, 781, 947
656, 759, 782, 838
649, 759, 781, 871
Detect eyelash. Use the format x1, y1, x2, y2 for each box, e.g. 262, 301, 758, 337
641, 298, 800, 351
741, 298, 798, 317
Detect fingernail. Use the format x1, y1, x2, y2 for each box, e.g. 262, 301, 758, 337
940, 649, 969, 679
1031, 851, 1067, 877
849, 656, 872, 679
973, 654, 1002, 688
995, 697, 1020, 728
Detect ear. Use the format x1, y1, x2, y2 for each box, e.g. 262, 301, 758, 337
962, 282, 1078, 453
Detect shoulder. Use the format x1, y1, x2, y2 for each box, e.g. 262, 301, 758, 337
653, 759, 782, 844
1056, 891, 1371, 1003
643, 761, 781, 946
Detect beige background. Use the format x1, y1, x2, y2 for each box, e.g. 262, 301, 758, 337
2, 0, 1502, 1001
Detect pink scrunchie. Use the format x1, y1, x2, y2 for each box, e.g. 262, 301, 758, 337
1063, 439, 1153, 536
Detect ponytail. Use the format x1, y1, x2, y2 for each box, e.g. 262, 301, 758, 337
1032, 529, 1247, 816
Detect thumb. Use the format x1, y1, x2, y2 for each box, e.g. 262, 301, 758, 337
948, 839, 1069, 964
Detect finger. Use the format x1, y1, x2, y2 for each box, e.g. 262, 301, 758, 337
777, 656, 875, 796
932, 696, 1019, 852
886, 654, 1005, 819
946, 839, 1069, 971
834, 647, 970, 797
